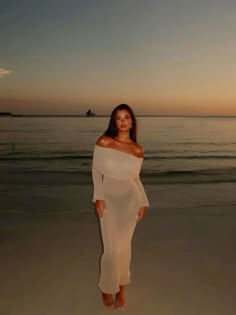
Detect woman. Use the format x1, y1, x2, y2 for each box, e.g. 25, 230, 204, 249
92, 104, 149, 310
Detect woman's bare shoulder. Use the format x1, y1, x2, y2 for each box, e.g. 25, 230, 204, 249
133, 143, 144, 158
96, 135, 112, 147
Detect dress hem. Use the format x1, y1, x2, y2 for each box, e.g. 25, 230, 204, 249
97, 280, 131, 295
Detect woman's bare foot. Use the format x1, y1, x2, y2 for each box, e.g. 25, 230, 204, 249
102, 293, 114, 308
115, 286, 126, 310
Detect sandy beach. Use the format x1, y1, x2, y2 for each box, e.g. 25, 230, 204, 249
1, 174, 236, 315
2, 0, 236, 311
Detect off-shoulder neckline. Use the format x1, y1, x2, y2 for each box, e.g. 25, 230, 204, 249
95, 144, 143, 159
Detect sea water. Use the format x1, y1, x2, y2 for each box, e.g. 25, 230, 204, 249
1, 116, 236, 183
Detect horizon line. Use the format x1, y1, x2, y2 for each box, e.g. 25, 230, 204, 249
1, 113, 236, 118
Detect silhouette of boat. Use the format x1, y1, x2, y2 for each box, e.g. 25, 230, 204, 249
86, 108, 96, 116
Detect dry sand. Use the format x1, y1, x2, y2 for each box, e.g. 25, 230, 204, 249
1, 182, 236, 315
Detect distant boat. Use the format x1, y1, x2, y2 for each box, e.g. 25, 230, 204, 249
86, 108, 96, 116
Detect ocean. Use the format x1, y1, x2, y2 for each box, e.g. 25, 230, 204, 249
1, 116, 236, 184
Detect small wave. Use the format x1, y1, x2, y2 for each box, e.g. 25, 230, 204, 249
1, 168, 236, 185
79, 208, 94, 213
0, 210, 25, 214
0, 155, 91, 160
37, 209, 94, 215
145, 155, 236, 160
141, 169, 236, 184
143, 167, 236, 177
1, 154, 236, 161
160, 168, 235, 175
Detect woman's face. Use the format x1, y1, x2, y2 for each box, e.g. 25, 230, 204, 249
115, 109, 132, 132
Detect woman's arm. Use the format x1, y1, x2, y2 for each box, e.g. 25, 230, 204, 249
92, 141, 107, 218
134, 177, 149, 207
133, 144, 149, 207
134, 177, 149, 222
92, 166, 104, 202
92, 167, 106, 218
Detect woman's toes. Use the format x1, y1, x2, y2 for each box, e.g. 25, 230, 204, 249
102, 293, 114, 308
115, 291, 126, 310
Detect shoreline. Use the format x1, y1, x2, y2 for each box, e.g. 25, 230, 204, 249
1, 169, 236, 185
1, 173, 236, 231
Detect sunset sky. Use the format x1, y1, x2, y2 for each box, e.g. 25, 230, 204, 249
1, 0, 236, 115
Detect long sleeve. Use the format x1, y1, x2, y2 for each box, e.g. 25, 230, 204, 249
92, 166, 104, 202
134, 177, 149, 207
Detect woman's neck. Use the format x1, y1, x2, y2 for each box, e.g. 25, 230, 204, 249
114, 133, 132, 144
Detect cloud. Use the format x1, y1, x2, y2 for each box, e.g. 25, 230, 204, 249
0, 68, 12, 78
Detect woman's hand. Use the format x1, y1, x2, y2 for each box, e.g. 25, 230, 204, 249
95, 200, 106, 218
136, 206, 148, 222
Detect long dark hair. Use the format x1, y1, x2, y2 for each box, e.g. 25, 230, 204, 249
104, 104, 137, 143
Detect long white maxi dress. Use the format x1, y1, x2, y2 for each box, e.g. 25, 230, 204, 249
92, 144, 149, 294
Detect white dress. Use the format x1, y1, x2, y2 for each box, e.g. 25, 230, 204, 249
92, 144, 149, 294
